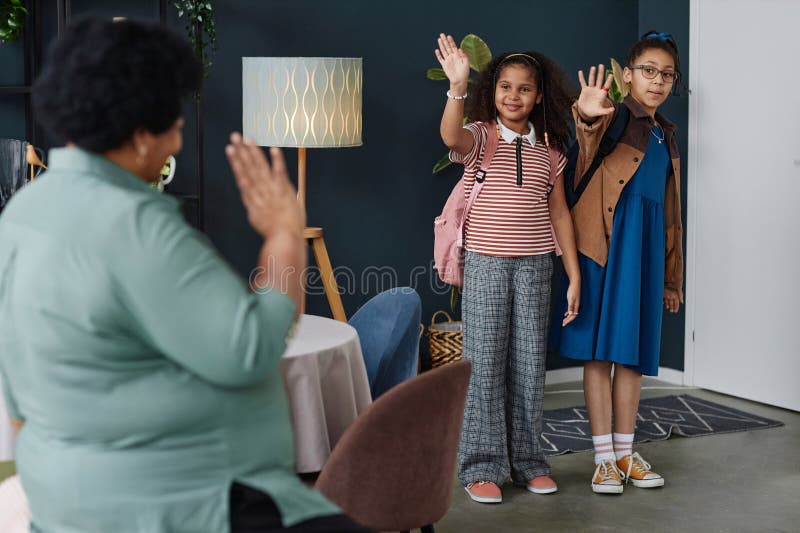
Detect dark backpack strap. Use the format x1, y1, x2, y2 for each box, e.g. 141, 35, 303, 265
570, 104, 630, 205
596, 104, 630, 159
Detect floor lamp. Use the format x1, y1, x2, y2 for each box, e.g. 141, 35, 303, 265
243, 57, 363, 322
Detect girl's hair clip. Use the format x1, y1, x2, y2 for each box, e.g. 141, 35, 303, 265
642, 31, 679, 52
644, 32, 673, 41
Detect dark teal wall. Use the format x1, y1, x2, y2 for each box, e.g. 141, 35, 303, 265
639, 0, 689, 370
0, 36, 26, 139
205, 0, 639, 371
0, 0, 688, 371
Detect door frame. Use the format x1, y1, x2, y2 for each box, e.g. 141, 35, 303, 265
682, 0, 701, 387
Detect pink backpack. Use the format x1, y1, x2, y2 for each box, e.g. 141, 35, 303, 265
433, 122, 562, 286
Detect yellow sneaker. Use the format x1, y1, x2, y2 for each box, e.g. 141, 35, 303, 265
617, 452, 665, 488
591, 459, 624, 494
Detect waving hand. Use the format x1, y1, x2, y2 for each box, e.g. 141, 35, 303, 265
576, 64, 615, 120
434, 33, 470, 86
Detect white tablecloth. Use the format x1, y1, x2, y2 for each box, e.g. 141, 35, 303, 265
281, 314, 372, 473
0, 475, 28, 533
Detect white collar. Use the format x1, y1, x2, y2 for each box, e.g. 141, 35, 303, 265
497, 118, 536, 149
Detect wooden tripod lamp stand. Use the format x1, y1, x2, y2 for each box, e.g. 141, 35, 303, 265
243, 57, 363, 322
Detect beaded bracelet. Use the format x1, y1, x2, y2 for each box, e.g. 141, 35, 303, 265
446, 90, 467, 100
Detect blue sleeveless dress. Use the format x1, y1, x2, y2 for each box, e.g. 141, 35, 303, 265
558, 126, 670, 376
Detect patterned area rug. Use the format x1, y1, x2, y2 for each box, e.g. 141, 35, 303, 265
542, 394, 784, 456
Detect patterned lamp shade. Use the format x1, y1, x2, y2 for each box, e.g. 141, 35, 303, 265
242, 57, 363, 148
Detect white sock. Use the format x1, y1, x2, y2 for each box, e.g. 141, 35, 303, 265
613, 432, 634, 460
592, 434, 615, 465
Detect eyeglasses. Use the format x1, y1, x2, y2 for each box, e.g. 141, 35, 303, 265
629, 65, 679, 84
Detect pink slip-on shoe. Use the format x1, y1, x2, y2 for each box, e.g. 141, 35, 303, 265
464, 481, 502, 503
526, 475, 558, 495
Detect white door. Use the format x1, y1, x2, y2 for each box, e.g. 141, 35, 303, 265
686, 0, 800, 411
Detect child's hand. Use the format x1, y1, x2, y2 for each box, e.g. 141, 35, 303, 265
435, 33, 470, 88
562, 281, 581, 326
577, 64, 615, 121
663, 288, 683, 313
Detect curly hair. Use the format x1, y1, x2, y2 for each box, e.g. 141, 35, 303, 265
627, 30, 682, 94
32, 16, 202, 153
466, 51, 576, 150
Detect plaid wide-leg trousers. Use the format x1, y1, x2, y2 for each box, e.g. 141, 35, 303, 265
457, 250, 553, 486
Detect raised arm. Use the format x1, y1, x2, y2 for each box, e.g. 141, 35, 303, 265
114, 139, 306, 388
572, 64, 617, 176
435, 33, 474, 154
226, 134, 307, 317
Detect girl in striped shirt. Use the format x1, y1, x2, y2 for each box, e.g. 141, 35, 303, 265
434, 33, 580, 503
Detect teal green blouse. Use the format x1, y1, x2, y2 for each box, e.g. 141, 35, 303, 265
0, 148, 339, 532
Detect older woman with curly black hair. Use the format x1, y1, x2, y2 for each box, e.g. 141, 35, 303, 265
0, 16, 370, 533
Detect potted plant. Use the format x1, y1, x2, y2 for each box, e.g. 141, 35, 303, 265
0, 0, 27, 44
174, 1, 216, 78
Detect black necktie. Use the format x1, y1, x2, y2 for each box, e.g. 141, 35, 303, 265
515, 136, 523, 186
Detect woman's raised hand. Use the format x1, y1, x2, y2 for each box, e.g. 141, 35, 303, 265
435, 33, 470, 86
577, 64, 615, 120
226, 133, 305, 240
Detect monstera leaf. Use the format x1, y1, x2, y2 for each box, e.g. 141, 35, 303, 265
461, 34, 492, 72
426, 68, 447, 81
450, 285, 460, 312
608, 58, 628, 103
432, 154, 452, 174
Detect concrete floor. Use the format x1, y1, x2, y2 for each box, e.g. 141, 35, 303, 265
435, 379, 800, 533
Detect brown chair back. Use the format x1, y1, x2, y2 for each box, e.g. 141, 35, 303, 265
315, 360, 471, 532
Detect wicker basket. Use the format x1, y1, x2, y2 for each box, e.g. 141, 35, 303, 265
427, 310, 463, 368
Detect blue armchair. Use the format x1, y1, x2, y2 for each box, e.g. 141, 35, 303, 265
348, 288, 422, 399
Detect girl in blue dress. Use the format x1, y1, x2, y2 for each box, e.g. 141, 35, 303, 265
558, 32, 684, 494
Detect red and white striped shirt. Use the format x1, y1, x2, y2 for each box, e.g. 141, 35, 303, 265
450, 121, 567, 257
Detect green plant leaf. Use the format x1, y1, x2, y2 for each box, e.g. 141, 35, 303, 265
450, 286, 460, 311
426, 67, 447, 81
461, 34, 491, 72
174, 1, 216, 80
432, 153, 452, 174
608, 81, 622, 103
609, 58, 628, 102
